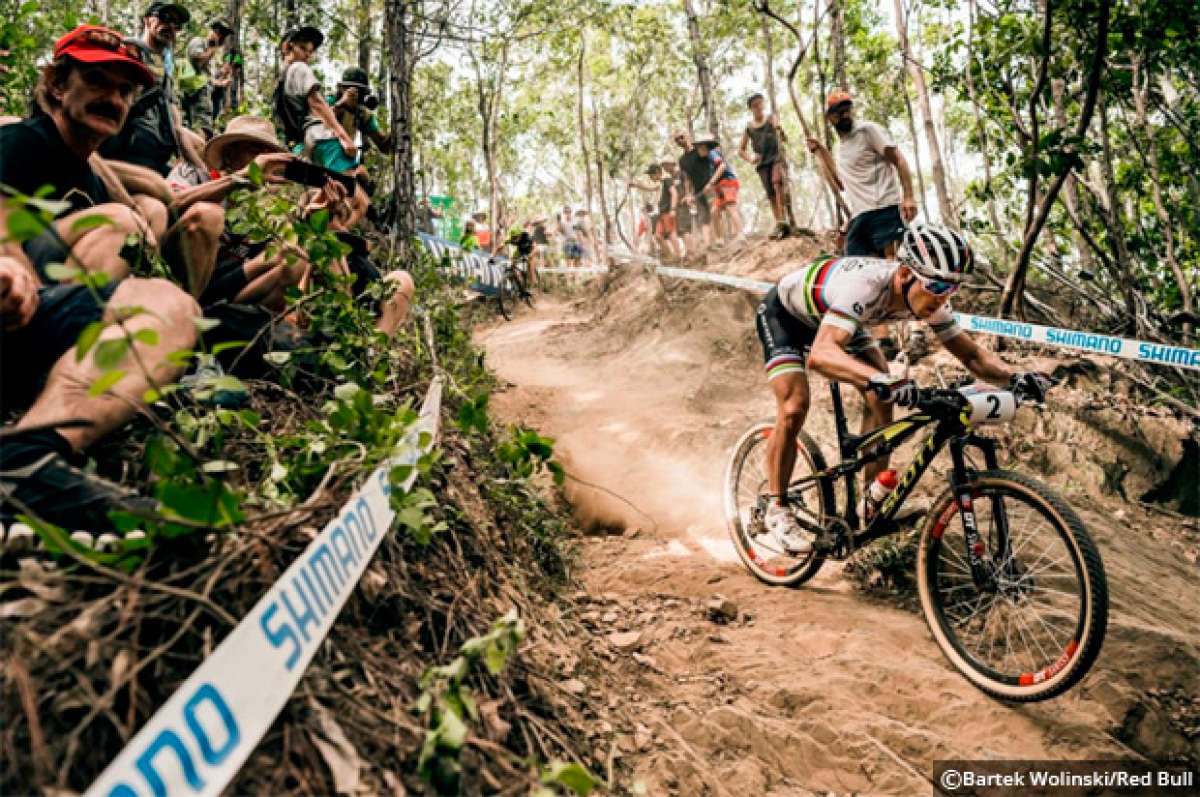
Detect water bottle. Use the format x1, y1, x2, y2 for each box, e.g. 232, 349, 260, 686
861, 469, 899, 520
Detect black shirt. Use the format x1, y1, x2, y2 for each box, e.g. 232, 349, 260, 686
747, 119, 781, 167
678, 148, 713, 196
0, 115, 111, 214
658, 177, 674, 213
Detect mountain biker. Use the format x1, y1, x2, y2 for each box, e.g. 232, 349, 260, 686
505, 223, 537, 289
757, 223, 1052, 554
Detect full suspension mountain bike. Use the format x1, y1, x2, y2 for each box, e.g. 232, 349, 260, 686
723, 382, 1108, 702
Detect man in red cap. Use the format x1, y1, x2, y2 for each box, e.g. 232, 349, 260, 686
0, 25, 203, 534
0, 25, 162, 282
806, 91, 918, 259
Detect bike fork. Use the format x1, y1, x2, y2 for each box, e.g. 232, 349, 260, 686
949, 438, 999, 590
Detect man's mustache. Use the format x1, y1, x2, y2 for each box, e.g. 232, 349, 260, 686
86, 102, 122, 121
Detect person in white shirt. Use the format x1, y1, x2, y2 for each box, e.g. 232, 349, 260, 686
806, 91, 917, 258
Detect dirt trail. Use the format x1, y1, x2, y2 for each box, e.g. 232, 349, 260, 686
476, 274, 1199, 795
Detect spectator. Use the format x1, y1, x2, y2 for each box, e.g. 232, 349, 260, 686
275, 27, 354, 163
460, 221, 479, 252
417, 198, 440, 236
673, 129, 713, 250
0, 26, 201, 532
739, 92, 790, 240
663, 159, 693, 259
558, 206, 581, 267
179, 18, 233, 139
471, 212, 492, 250
632, 163, 681, 260
573, 209, 596, 265
1, 27, 164, 284
98, 2, 206, 176
636, 202, 655, 255
695, 134, 743, 243
806, 91, 918, 257
313, 66, 391, 175
530, 216, 549, 271
169, 115, 413, 333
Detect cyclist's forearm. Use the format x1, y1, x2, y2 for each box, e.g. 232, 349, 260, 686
947, 333, 1013, 385
808, 342, 879, 389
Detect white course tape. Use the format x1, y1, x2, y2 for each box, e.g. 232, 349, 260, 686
654, 265, 772, 294
954, 313, 1200, 371
85, 377, 444, 797
538, 267, 610, 275
418, 233, 1199, 370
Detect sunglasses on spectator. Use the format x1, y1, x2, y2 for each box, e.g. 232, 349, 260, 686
63, 28, 147, 62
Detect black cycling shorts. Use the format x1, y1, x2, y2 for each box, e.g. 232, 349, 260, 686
755, 287, 878, 381
1, 281, 119, 413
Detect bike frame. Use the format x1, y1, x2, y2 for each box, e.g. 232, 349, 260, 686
788, 383, 1007, 581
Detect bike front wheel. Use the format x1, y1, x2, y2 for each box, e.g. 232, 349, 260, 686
917, 469, 1108, 702
724, 419, 833, 587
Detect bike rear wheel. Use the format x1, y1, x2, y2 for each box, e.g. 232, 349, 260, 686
724, 419, 833, 587
917, 469, 1107, 701
496, 272, 513, 320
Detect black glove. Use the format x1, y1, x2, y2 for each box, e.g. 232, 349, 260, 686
1010, 371, 1053, 403
867, 375, 919, 408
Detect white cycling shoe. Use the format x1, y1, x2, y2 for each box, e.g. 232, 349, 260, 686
763, 503, 814, 555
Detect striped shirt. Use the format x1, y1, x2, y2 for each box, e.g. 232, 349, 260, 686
776, 255, 962, 342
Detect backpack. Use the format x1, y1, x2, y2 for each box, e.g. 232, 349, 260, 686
272, 63, 306, 146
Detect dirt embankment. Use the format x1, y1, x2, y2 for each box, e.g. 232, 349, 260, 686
479, 251, 1199, 795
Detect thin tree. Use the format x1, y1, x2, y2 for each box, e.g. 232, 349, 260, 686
683, 0, 720, 140
893, 0, 953, 226
998, 0, 1111, 317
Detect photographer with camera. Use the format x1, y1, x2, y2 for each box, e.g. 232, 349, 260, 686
315, 67, 391, 173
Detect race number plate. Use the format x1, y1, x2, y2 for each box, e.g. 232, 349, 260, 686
961, 389, 1017, 425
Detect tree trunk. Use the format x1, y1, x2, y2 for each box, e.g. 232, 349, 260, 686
577, 35, 593, 213
900, 66, 928, 216
357, 0, 372, 73
1132, 57, 1193, 339
591, 98, 612, 245
893, 0, 953, 225
683, 0, 720, 140
1051, 77, 1095, 275
830, 0, 848, 91
1096, 97, 1139, 328
761, 12, 779, 117
225, 0, 243, 113
998, 0, 1110, 318
384, 0, 416, 259
965, 0, 1010, 268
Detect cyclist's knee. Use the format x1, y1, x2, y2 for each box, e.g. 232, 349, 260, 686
778, 397, 809, 429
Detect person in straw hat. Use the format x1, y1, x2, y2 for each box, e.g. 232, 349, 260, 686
169, 115, 414, 332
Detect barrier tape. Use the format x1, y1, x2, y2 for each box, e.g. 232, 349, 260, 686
85, 378, 444, 797
418, 233, 1198, 369
953, 313, 1200, 371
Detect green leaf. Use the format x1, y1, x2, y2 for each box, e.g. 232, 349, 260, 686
548, 460, 566, 486
4, 208, 47, 242
81, 270, 111, 290
201, 460, 240, 473
483, 639, 508, 675
263, 350, 292, 365
94, 338, 130, 369
70, 214, 114, 233
43, 262, 82, 282
541, 762, 600, 796
247, 160, 264, 186
157, 480, 243, 526
166, 348, 195, 367
74, 320, 107, 360
436, 707, 468, 751
211, 340, 247, 356
193, 316, 222, 332
142, 388, 161, 403
133, 328, 159, 346
87, 369, 126, 397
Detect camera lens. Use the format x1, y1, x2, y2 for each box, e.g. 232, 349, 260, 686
362, 94, 379, 111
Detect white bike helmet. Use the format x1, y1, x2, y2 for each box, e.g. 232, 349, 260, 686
899, 224, 973, 283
